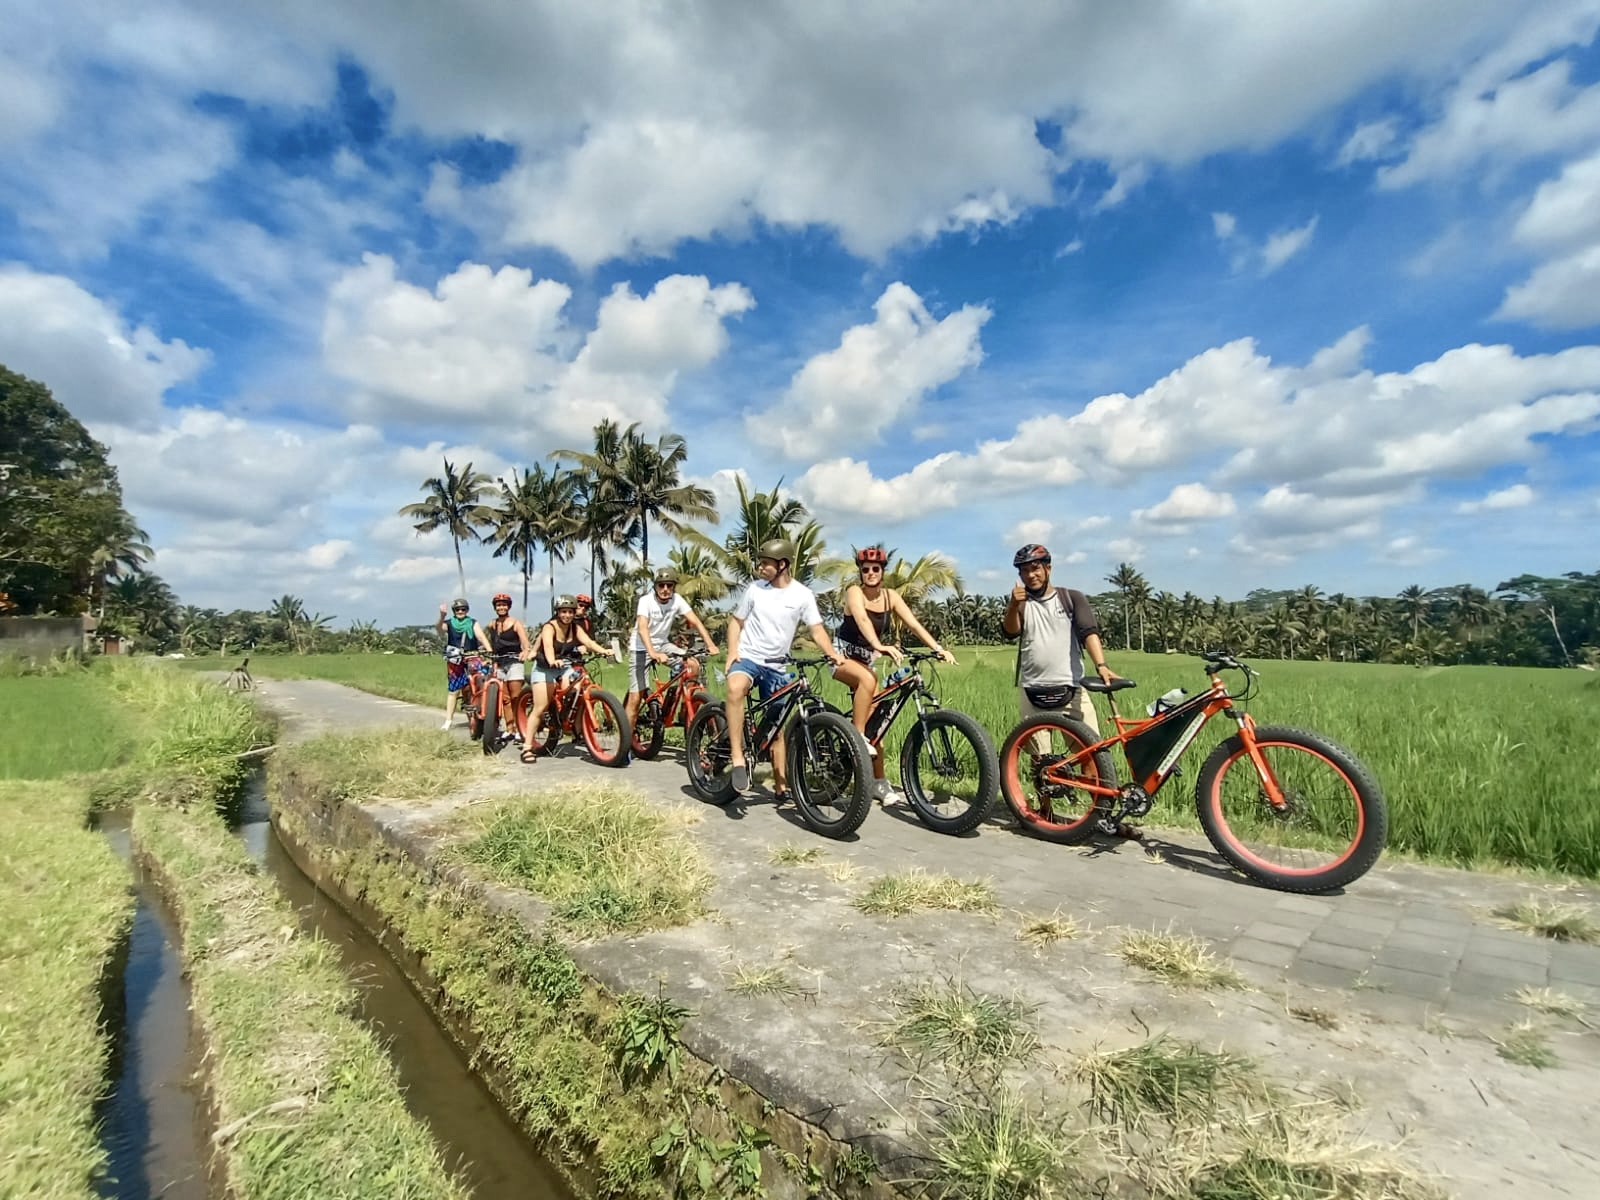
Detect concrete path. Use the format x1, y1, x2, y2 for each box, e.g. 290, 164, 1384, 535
255, 676, 1600, 1200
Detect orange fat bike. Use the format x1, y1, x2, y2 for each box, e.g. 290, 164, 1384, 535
463, 652, 526, 756
630, 642, 713, 760
999, 652, 1388, 893
520, 654, 631, 767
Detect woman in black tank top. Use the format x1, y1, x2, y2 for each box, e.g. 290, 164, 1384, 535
522, 594, 622, 764
831, 546, 956, 800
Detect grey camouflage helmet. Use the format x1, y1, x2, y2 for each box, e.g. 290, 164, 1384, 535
654, 566, 681, 584
554, 594, 577, 612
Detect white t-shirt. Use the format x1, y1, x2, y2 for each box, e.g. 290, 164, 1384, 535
733, 580, 822, 664
630, 590, 692, 652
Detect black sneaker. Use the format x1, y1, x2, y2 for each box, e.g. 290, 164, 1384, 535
731, 764, 750, 793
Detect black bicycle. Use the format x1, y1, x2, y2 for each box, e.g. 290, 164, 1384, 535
684, 655, 874, 839
859, 649, 998, 835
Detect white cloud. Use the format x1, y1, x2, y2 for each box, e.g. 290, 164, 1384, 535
324, 257, 752, 439
1497, 149, 1600, 329
305, 539, 353, 569
1211, 211, 1237, 239
1005, 519, 1055, 546
748, 284, 988, 459
1135, 483, 1238, 527
1456, 482, 1536, 513
1336, 118, 1399, 166
0, 266, 209, 428
1105, 537, 1145, 561
1376, 534, 1444, 566
1260, 217, 1318, 274
354, 556, 458, 585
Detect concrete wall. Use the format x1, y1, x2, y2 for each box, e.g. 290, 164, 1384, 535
0, 615, 95, 660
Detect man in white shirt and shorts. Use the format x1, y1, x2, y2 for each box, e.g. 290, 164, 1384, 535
625, 566, 720, 733
724, 538, 846, 795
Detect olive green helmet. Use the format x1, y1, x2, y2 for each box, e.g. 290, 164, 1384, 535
654, 566, 681, 584
758, 537, 795, 564
554, 594, 577, 612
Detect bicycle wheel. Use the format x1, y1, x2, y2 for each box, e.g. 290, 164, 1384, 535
632, 696, 666, 759
466, 699, 483, 741
481, 681, 502, 756
1196, 725, 1387, 893
685, 703, 736, 805
900, 709, 999, 835
788, 710, 873, 839
582, 688, 631, 767
998, 715, 1114, 844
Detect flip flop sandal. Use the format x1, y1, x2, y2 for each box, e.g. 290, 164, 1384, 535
520, 748, 538, 764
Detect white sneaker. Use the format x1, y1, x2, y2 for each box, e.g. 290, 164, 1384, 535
872, 778, 895, 803
440, 719, 453, 730
866, 743, 878, 758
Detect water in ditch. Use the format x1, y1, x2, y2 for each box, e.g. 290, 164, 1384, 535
235, 778, 572, 1199
96, 815, 208, 1200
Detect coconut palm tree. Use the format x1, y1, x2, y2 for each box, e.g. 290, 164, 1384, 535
89, 513, 153, 618
1396, 584, 1431, 646
485, 467, 545, 614
666, 542, 730, 606
1105, 562, 1146, 651
398, 458, 495, 596
684, 477, 828, 583
521, 464, 581, 610
612, 426, 718, 566
552, 419, 630, 593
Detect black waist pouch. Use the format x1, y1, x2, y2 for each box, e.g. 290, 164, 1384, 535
1023, 684, 1076, 710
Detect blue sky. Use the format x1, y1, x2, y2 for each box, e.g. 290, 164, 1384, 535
3, 1, 1599, 628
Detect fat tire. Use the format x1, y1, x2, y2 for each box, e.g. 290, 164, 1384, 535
1195, 725, 1387, 894
900, 708, 999, 835
582, 688, 632, 767
998, 714, 1114, 844
467, 700, 483, 741
481, 681, 502, 756
685, 703, 737, 806
788, 710, 873, 839
632, 697, 666, 759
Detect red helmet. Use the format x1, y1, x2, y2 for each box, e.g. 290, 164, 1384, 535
575, 593, 592, 606
1012, 544, 1051, 568
855, 546, 888, 567
492, 592, 513, 605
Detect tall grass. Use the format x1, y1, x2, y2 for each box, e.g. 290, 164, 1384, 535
213, 649, 1597, 878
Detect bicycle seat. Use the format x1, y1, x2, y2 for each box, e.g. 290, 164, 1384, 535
1082, 677, 1137, 693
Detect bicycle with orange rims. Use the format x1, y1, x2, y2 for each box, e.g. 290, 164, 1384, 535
630, 642, 713, 760
998, 651, 1387, 893
519, 654, 631, 767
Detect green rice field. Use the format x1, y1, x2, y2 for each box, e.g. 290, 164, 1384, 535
178, 648, 1600, 878
0, 673, 141, 780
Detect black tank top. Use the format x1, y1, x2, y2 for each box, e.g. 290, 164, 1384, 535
537, 621, 580, 669
837, 597, 890, 650
490, 620, 521, 657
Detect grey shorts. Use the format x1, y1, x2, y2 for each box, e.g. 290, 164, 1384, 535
627, 649, 653, 694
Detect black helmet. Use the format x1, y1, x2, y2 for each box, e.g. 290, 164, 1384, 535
654, 566, 681, 584
1012, 544, 1052, 568
758, 537, 795, 564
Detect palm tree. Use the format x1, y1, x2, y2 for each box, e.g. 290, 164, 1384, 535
684, 477, 827, 583
485, 467, 544, 614
1261, 603, 1306, 660
552, 419, 630, 593
522, 464, 581, 610
89, 514, 153, 618
398, 458, 495, 596
613, 426, 718, 566
666, 543, 730, 606
104, 573, 179, 649
885, 551, 962, 605
1105, 562, 1145, 651
1396, 584, 1430, 646
267, 594, 305, 651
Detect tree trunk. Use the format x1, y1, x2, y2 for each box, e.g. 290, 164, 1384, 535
453, 537, 467, 599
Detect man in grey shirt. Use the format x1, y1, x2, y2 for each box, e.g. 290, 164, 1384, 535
1001, 543, 1121, 735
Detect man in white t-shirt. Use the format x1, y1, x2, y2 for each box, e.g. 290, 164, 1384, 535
625, 566, 719, 733
724, 537, 846, 795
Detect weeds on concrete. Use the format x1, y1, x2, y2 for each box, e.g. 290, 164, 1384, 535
275, 726, 487, 806
726, 963, 802, 999
1016, 911, 1082, 948
1511, 986, 1587, 1020
1078, 1035, 1254, 1130
823, 860, 859, 884
884, 980, 1038, 1073
1492, 899, 1600, 944
924, 1081, 1078, 1200
1495, 1020, 1559, 1069
1288, 1004, 1340, 1030
457, 784, 712, 937
768, 845, 824, 866
613, 991, 691, 1085
854, 869, 997, 918
1119, 930, 1248, 990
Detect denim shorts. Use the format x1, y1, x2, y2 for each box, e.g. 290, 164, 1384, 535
727, 658, 790, 700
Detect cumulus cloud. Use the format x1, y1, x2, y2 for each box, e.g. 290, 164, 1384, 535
798, 331, 1600, 535
324, 256, 752, 439
748, 284, 988, 459
1336, 118, 1400, 166
1456, 482, 1536, 512
305, 539, 353, 568
0, 266, 209, 428
1497, 149, 1600, 329
1135, 483, 1238, 527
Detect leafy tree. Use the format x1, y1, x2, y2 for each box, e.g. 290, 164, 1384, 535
552, 419, 630, 594
398, 458, 494, 596
0, 364, 140, 614
102, 573, 179, 650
